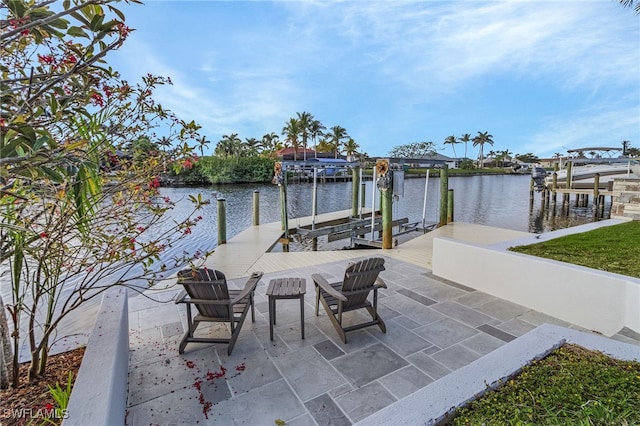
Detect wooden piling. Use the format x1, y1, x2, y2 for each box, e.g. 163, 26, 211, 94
311, 168, 318, 250
598, 195, 605, 217
552, 172, 557, 203
447, 189, 454, 223
352, 166, 360, 218
252, 190, 259, 226
381, 187, 393, 249
593, 174, 600, 205
566, 161, 573, 189
279, 176, 289, 252
530, 177, 535, 201
439, 164, 449, 226
217, 198, 227, 245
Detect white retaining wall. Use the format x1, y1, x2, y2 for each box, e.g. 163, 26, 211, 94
64, 287, 129, 426
432, 237, 640, 336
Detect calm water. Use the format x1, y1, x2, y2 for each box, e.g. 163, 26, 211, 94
162, 174, 608, 258
1, 174, 608, 351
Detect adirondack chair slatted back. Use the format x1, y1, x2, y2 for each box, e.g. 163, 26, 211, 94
177, 268, 231, 318
341, 257, 385, 308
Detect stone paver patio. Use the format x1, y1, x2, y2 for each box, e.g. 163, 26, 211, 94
125, 255, 640, 425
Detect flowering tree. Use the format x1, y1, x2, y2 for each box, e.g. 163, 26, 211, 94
1, 0, 209, 387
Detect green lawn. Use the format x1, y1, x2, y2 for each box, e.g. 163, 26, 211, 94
509, 220, 640, 279
450, 344, 640, 425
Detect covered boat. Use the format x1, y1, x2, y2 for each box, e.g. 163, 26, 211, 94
545, 147, 639, 190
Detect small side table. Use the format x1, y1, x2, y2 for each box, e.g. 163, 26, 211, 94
266, 278, 306, 341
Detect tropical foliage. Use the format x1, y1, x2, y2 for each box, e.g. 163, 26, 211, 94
325, 125, 349, 159
388, 141, 437, 158
515, 153, 540, 163
208, 113, 359, 166
1, 0, 208, 387
619, 0, 640, 14
197, 156, 274, 184
472, 131, 494, 168
458, 133, 472, 159
444, 135, 459, 158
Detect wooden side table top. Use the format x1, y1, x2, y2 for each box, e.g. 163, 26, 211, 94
266, 277, 306, 298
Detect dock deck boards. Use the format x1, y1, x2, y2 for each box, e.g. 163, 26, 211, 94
202, 210, 530, 278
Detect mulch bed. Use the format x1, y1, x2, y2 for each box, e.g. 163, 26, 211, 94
1, 347, 85, 426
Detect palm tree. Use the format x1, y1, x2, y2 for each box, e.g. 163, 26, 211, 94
499, 149, 512, 167
487, 150, 496, 167
215, 133, 243, 158
444, 135, 458, 158
309, 118, 326, 159
316, 138, 332, 154
296, 111, 312, 161
282, 118, 301, 161
343, 138, 360, 162
244, 137, 261, 156
472, 131, 494, 168
458, 133, 472, 159
618, 0, 640, 14
261, 132, 280, 155
553, 152, 563, 167
325, 125, 349, 159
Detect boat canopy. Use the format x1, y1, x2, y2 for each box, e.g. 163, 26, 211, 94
566, 147, 623, 158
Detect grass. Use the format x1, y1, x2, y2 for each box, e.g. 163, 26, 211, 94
449, 344, 640, 425
509, 220, 640, 279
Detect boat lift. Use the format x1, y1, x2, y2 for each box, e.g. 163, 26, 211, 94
289, 159, 437, 250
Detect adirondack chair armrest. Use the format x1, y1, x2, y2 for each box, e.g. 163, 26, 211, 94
312, 273, 348, 302
230, 271, 263, 305
175, 289, 188, 304
374, 277, 387, 289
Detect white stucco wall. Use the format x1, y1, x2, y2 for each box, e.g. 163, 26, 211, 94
432, 237, 640, 336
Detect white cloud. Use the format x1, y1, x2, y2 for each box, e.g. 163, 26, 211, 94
109, 0, 639, 156
526, 104, 639, 157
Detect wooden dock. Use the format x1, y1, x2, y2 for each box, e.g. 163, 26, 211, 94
201, 210, 530, 279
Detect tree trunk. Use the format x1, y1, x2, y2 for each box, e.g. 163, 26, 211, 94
0, 296, 14, 389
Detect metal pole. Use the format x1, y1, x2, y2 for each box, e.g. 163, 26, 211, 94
422, 169, 430, 228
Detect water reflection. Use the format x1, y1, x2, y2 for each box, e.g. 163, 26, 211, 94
160, 174, 610, 257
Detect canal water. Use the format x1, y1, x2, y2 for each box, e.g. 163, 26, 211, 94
162, 174, 609, 258
0, 174, 609, 357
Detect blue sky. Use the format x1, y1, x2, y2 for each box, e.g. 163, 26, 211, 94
110, 1, 640, 159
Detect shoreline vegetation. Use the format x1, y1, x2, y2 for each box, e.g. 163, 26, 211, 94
162, 155, 521, 186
